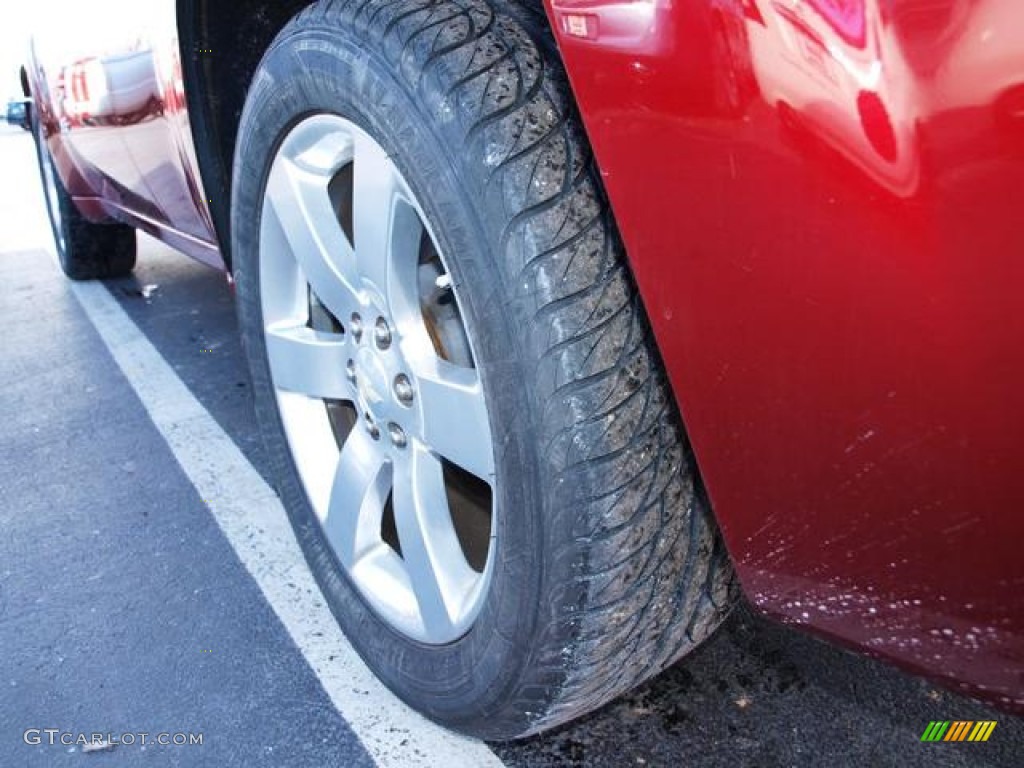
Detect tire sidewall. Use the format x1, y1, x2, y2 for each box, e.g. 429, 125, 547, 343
232, 24, 557, 732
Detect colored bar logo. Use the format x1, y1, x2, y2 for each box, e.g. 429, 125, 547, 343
921, 721, 997, 742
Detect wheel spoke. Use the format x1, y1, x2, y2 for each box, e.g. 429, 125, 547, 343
412, 356, 494, 481
265, 125, 360, 321
265, 324, 351, 400
352, 130, 422, 306
322, 427, 391, 566
393, 444, 478, 638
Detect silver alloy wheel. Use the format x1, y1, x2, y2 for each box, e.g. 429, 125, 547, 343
258, 114, 496, 644
37, 126, 66, 255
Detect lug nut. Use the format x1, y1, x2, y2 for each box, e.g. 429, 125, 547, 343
393, 374, 413, 406
388, 423, 407, 449
374, 317, 392, 350
365, 414, 380, 440
346, 359, 357, 383
350, 313, 363, 343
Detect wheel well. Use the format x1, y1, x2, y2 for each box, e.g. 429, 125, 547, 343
179, 0, 557, 269
178, 0, 311, 268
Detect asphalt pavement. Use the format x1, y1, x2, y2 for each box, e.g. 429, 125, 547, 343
1, 125, 1020, 767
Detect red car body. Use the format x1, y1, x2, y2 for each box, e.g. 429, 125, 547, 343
21, 0, 1024, 712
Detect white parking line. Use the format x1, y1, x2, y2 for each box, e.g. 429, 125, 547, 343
68, 276, 505, 768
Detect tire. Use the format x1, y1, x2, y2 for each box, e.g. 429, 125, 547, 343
33, 115, 136, 280
232, 0, 736, 739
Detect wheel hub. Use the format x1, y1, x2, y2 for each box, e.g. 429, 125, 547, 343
351, 317, 414, 449
355, 344, 390, 409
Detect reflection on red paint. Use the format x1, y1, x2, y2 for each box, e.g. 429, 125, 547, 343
806, 0, 866, 47
61, 49, 162, 127
856, 89, 896, 161
549, 0, 1024, 711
